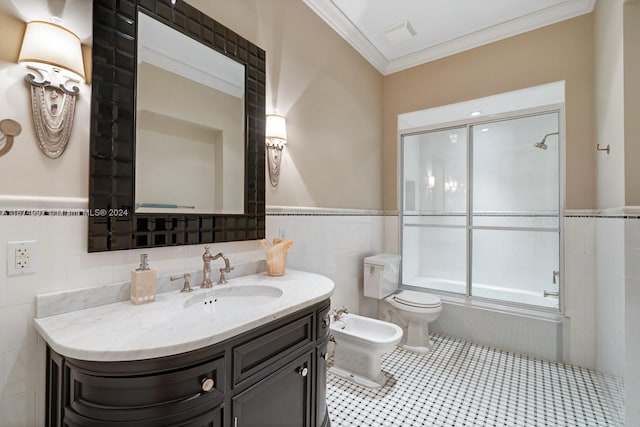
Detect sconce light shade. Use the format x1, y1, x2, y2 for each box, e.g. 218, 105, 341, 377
266, 114, 287, 143
18, 21, 85, 81
265, 114, 287, 187
18, 20, 85, 159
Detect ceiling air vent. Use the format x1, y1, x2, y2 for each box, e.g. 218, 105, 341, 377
381, 19, 416, 43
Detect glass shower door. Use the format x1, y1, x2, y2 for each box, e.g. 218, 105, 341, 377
400, 109, 562, 311
471, 112, 560, 309
401, 127, 468, 295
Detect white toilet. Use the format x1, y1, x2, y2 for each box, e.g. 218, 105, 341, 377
364, 254, 443, 354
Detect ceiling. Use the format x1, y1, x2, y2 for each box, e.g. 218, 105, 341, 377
0, 0, 92, 44
303, 0, 596, 75
0, 0, 595, 73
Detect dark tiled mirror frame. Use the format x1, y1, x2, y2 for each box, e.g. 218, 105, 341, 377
89, 0, 266, 252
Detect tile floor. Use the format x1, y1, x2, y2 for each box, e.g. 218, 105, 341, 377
326, 334, 625, 427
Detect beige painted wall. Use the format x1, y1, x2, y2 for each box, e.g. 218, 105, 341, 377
0, 12, 91, 199
594, 0, 625, 209
383, 15, 595, 211
1, 2, 384, 210
186, 0, 384, 210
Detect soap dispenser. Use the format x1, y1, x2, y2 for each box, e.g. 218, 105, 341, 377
130, 254, 157, 304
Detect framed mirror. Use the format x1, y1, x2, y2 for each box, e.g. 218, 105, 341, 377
88, 0, 266, 252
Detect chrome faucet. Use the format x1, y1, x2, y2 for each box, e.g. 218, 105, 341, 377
202, 246, 234, 287
333, 306, 349, 321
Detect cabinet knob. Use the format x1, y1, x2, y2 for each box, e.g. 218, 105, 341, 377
321, 352, 328, 361
322, 316, 330, 327
201, 377, 215, 392
298, 366, 308, 377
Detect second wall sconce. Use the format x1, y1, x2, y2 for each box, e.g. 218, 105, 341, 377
18, 20, 85, 159
265, 114, 287, 187
0, 119, 22, 157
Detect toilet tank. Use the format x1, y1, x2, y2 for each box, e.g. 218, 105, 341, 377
363, 254, 400, 299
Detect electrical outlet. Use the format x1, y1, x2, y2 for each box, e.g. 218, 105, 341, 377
16, 247, 29, 258
7, 241, 37, 276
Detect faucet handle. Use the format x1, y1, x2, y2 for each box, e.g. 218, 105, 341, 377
171, 273, 192, 293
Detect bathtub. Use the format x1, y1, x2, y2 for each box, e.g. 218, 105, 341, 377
406, 276, 558, 309
401, 276, 566, 362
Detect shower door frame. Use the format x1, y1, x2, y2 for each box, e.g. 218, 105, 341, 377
398, 104, 566, 314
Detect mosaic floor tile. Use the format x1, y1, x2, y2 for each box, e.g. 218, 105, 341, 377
327, 334, 624, 427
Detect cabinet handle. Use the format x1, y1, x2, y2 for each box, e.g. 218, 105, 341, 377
201, 377, 215, 392
321, 352, 328, 361
323, 316, 330, 327
298, 366, 308, 377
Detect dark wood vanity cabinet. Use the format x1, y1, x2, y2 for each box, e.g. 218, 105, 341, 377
46, 300, 332, 427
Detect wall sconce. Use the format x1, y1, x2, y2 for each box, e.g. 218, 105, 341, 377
265, 114, 287, 187
18, 20, 85, 159
427, 175, 435, 189
0, 119, 22, 157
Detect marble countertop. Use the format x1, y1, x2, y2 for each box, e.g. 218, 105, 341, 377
34, 270, 334, 362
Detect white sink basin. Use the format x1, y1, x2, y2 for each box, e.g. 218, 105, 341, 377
183, 285, 283, 310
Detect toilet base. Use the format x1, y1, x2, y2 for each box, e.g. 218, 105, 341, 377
329, 366, 387, 389
402, 343, 432, 354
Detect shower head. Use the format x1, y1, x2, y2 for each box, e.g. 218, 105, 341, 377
533, 132, 559, 150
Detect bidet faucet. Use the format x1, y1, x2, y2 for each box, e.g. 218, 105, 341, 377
202, 246, 234, 287
333, 306, 349, 321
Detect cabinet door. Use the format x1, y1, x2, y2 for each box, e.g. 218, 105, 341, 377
316, 337, 329, 427
232, 352, 312, 427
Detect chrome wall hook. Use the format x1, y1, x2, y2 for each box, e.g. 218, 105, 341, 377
0, 119, 22, 157
596, 144, 610, 154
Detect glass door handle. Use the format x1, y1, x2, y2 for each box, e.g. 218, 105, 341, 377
552, 270, 559, 284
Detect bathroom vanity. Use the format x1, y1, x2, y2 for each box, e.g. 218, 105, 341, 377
35, 270, 333, 427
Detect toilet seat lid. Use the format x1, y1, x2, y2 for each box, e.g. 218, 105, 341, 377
392, 290, 441, 308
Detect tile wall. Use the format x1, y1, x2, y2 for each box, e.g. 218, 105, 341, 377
0, 206, 638, 425
0, 212, 262, 427
625, 218, 640, 425
0, 206, 385, 426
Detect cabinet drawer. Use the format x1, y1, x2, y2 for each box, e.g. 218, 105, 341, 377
62, 405, 224, 427
233, 314, 313, 386
63, 403, 224, 427
67, 356, 224, 422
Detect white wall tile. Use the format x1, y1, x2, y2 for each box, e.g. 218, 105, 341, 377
563, 218, 597, 368
626, 353, 640, 427
594, 217, 625, 376
1, 342, 45, 399
266, 214, 384, 315
0, 390, 35, 427
65, 252, 115, 289
383, 215, 399, 254
0, 304, 38, 353
626, 223, 640, 427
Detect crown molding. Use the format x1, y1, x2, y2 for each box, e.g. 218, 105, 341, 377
302, 0, 388, 73
304, 0, 596, 76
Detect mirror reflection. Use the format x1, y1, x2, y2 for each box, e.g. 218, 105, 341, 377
135, 12, 245, 214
